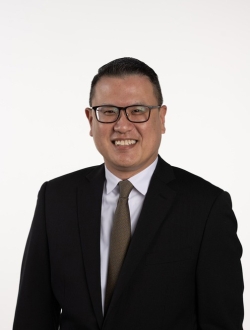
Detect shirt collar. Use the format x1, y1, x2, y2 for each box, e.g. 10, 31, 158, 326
104, 157, 158, 196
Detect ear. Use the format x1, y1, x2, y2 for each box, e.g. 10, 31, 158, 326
85, 108, 94, 137
159, 105, 167, 134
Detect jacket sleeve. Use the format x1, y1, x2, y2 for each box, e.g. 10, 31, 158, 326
196, 191, 244, 329
13, 182, 61, 330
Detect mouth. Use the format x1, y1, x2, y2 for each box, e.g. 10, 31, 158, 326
112, 139, 137, 146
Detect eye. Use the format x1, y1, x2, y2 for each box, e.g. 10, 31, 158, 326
98, 107, 118, 116
103, 110, 116, 115
130, 106, 147, 114
132, 109, 144, 113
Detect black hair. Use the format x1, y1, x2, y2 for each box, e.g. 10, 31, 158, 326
89, 57, 163, 106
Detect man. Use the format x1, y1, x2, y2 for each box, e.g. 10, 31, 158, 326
13, 57, 244, 329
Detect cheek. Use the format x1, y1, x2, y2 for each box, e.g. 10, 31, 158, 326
141, 123, 162, 148
92, 125, 110, 147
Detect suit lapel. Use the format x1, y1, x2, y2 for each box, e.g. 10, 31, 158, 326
104, 157, 177, 322
77, 165, 105, 329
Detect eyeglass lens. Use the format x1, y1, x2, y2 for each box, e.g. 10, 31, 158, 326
96, 106, 150, 123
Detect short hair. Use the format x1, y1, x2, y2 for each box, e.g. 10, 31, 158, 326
89, 57, 163, 106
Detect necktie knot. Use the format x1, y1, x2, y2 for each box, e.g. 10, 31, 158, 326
118, 180, 133, 198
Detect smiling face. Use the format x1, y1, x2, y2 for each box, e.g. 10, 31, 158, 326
85, 74, 167, 179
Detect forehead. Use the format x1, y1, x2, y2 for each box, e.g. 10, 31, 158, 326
92, 75, 157, 106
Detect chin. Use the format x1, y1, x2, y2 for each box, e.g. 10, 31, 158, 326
114, 155, 139, 168
106, 159, 137, 174
115, 161, 137, 171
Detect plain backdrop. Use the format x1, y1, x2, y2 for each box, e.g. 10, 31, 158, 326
0, 0, 249, 329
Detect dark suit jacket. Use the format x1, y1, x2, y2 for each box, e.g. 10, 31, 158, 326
13, 156, 244, 330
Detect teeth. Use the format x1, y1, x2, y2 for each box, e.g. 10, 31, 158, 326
114, 140, 136, 146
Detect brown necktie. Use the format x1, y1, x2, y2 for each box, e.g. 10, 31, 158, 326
105, 180, 133, 311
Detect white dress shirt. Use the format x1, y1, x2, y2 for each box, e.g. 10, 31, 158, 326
100, 157, 158, 311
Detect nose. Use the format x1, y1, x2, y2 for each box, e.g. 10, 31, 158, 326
113, 109, 133, 133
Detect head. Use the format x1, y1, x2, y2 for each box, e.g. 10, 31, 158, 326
85, 57, 167, 179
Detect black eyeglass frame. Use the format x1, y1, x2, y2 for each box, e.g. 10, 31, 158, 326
90, 105, 161, 123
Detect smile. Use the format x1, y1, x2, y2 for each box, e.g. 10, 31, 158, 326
113, 140, 137, 146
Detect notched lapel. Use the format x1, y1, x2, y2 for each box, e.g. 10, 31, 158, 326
77, 165, 105, 328
104, 158, 177, 321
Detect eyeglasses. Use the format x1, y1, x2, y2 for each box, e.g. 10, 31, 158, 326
91, 105, 161, 123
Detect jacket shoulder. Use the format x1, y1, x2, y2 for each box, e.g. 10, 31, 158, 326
171, 165, 223, 199
45, 164, 104, 190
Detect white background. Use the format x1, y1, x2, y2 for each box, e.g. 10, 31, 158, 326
0, 0, 249, 328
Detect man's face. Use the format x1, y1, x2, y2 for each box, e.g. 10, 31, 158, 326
85, 74, 167, 179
